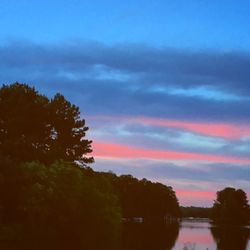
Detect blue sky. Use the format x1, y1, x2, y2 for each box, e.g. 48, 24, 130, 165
1, 0, 250, 49
1, 0, 250, 206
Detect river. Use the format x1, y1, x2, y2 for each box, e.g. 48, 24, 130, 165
122, 218, 250, 250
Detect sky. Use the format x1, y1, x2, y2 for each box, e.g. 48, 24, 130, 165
1, 0, 250, 206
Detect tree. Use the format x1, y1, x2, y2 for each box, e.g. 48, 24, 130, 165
0, 160, 121, 250
180, 206, 211, 218
48, 93, 93, 164
101, 173, 180, 220
211, 187, 250, 225
211, 225, 250, 250
0, 83, 121, 249
0, 83, 93, 165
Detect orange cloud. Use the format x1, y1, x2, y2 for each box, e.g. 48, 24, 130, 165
92, 141, 250, 164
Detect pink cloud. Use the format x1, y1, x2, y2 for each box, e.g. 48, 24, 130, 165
176, 190, 216, 207
134, 117, 250, 139
177, 189, 250, 206
89, 115, 250, 139
176, 190, 215, 199
92, 141, 250, 164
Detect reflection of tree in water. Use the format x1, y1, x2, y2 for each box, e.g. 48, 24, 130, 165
122, 221, 179, 250
211, 226, 250, 250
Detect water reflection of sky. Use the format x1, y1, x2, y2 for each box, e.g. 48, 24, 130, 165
122, 219, 250, 250
173, 219, 250, 250
173, 219, 216, 250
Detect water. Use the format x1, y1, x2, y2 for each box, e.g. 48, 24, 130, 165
122, 218, 250, 250
173, 219, 217, 250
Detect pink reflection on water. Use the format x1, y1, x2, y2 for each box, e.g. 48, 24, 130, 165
173, 219, 217, 250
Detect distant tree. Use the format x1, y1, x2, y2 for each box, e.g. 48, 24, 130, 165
0, 83, 93, 165
180, 206, 211, 218
100, 173, 180, 220
211, 187, 250, 225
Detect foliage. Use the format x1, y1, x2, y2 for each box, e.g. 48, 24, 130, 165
211, 225, 250, 250
0, 83, 93, 165
180, 206, 211, 218
95, 172, 180, 220
211, 187, 250, 225
0, 159, 121, 250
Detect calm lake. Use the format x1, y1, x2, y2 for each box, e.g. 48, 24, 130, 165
122, 218, 250, 250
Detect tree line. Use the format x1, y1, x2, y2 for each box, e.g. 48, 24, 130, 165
89, 170, 180, 220
180, 206, 211, 218
0, 83, 180, 250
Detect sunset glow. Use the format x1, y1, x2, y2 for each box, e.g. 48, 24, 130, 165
92, 141, 250, 165
90, 115, 250, 139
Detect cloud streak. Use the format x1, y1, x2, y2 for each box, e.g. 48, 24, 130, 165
92, 141, 250, 165
89, 115, 250, 139
2, 41, 250, 94
1, 41, 250, 122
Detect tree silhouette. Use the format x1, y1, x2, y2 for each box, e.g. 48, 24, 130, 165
0, 83, 93, 165
0, 160, 121, 250
211, 187, 249, 225
98, 173, 180, 220
211, 225, 250, 250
